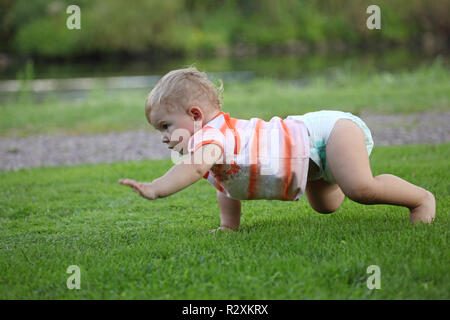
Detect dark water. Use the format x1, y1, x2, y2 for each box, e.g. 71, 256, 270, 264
1, 48, 446, 80
0, 49, 447, 104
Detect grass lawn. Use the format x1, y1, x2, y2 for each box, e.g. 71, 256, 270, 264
0, 143, 449, 299
1, 61, 449, 137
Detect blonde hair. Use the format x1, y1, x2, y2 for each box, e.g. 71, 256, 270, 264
145, 66, 223, 124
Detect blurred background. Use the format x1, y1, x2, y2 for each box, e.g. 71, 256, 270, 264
1, 0, 448, 78
0, 0, 449, 169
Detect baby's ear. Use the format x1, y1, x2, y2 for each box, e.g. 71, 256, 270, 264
189, 106, 203, 120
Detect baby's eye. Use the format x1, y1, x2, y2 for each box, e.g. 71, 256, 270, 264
161, 124, 169, 130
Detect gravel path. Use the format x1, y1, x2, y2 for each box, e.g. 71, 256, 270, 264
359, 111, 450, 146
1, 111, 449, 171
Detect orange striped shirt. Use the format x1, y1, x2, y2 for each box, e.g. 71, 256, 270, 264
188, 112, 310, 201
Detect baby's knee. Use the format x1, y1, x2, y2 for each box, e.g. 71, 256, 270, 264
313, 206, 339, 214
309, 193, 345, 214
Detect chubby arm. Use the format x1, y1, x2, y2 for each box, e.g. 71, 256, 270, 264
119, 144, 222, 199
214, 189, 241, 232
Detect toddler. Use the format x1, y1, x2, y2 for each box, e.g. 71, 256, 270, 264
119, 67, 436, 231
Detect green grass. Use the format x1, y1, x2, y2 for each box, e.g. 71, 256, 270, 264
1, 62, 449, 137
0, 143, 449, 299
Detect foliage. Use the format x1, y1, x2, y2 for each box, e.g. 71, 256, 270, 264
1, 0, 449, 58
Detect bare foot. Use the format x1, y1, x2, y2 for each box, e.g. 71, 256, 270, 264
409, 191, 436, 224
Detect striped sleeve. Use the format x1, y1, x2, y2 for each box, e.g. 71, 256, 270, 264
187, 126, 225, 157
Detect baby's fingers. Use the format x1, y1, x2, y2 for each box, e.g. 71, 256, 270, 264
119, 179, 140, 192
119, 179, 146, 196
119, 178, 138, 187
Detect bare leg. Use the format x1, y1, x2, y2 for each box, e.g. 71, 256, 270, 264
325, 119, 435, 224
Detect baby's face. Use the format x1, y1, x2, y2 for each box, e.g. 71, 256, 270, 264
150, 107, 197, 154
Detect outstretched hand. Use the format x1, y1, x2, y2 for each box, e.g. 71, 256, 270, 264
118, 179, 158, 200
